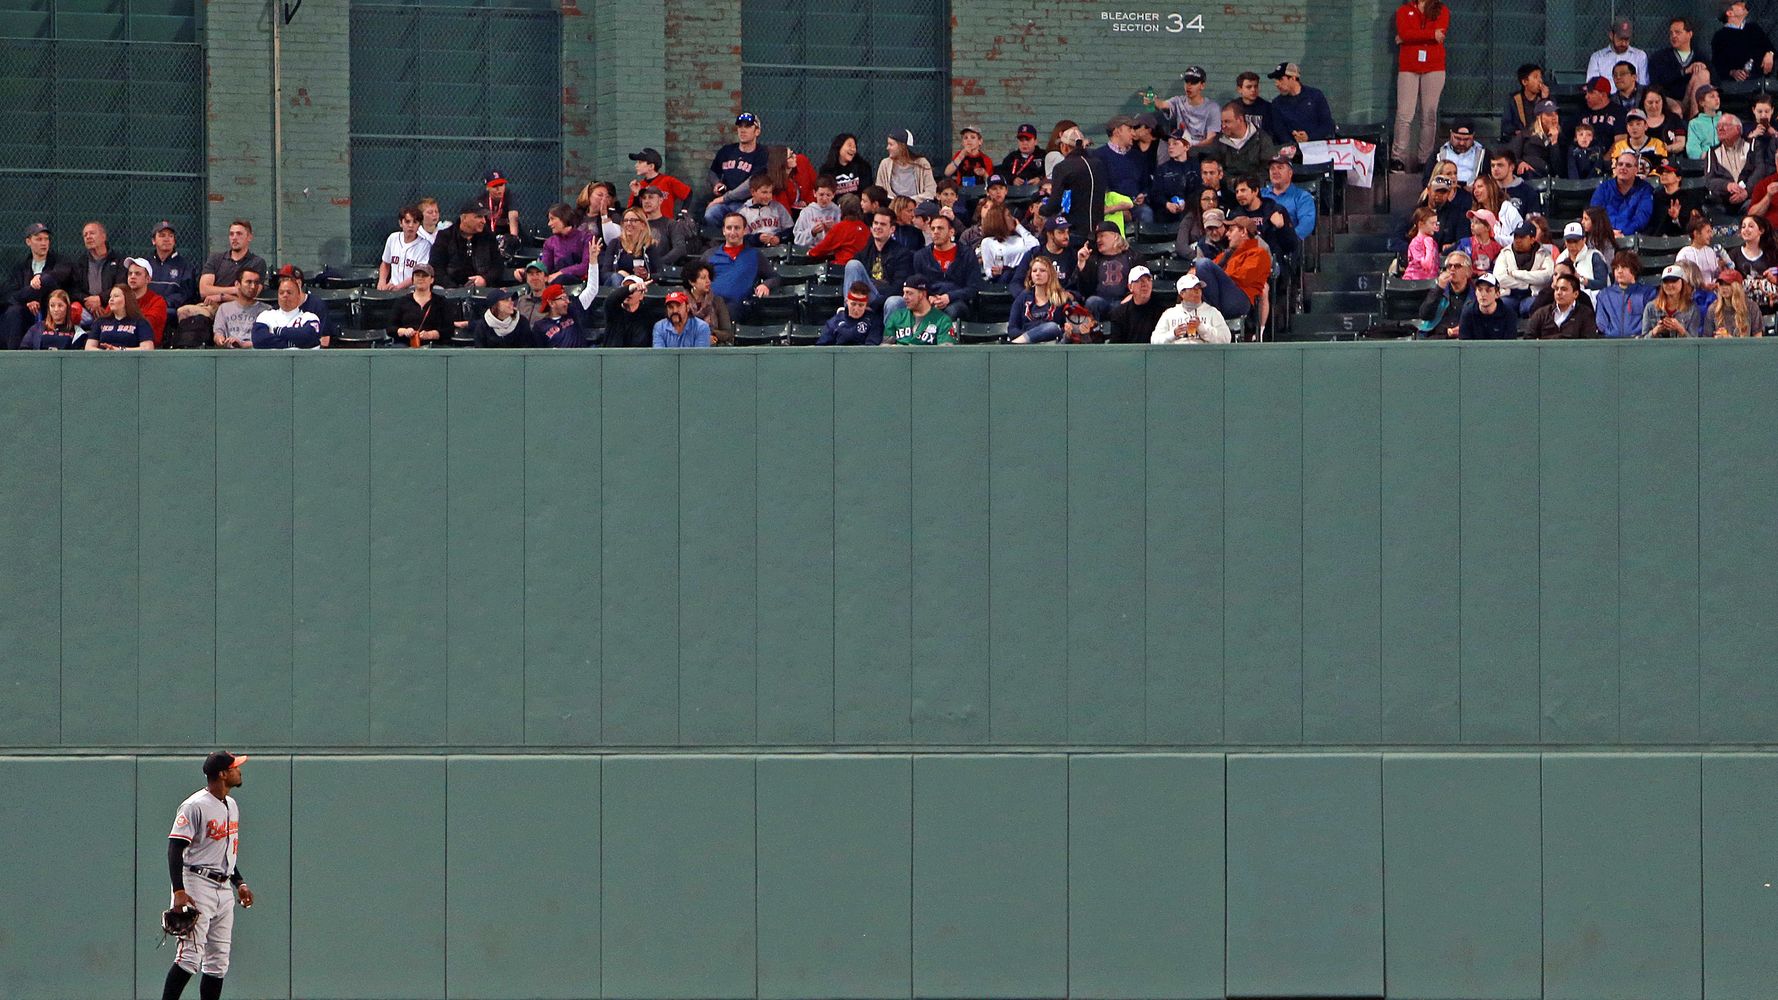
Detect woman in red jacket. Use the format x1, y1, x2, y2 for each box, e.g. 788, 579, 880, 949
1393, 0, 1450, 173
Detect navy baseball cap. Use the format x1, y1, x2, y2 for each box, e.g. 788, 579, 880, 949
485, 288, 512, 303
914, 200, 942, 218
1182, 65, 1207, 83
153, 220, 176, 234
986, 174, 1007, 187
483, 169, 507, 185
736, 112, 760, 126
1513, 221, 1538, 238
902, 274, 931, 291
203, 751, 249, 776
1043, 216, 1071, 232
1017, 122, 1038, 137
23, 222, 49, 238
628, 147, 662, 166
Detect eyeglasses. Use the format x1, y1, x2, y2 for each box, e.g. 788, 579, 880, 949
1444, 263, 1467, 270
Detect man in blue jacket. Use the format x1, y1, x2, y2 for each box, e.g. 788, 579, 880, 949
1590, 151, 1656, 237
704, 212, 779, 320
844, 210, 913, 313
1266, 62, 1337, 146
897, 214, 980, 319
1594, 250, 1657, 337
1092, 115, 1147, 204
1264, 155, 1317, 244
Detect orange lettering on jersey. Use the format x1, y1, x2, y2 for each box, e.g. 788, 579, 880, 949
205, 818, 238, 842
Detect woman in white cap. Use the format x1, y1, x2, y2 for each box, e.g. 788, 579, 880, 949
1641, 264, 1703, 336
875, 130, 937, 203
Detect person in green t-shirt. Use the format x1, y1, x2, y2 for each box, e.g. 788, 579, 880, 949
882, 274, 957, 345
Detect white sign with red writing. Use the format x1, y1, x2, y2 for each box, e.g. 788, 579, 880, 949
1299, 138, 1377, 189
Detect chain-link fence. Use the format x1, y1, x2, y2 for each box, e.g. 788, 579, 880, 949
0, 0, 206, 272
348, 0, 561, 263
741, 0, 950, 166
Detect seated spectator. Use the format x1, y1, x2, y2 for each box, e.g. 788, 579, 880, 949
71, 220, 126, 320
1006, 254, 1072, 344
845, 209, 913, 310
389, 264, 458, 347
1148, 129, 1197, 227
471, 288, 540, 348
1643, 264, 1704, 336
182, 220, 266, 324
738, 175, 793, 246
1469, 175, 1522, 243
1507, 100, 1564, 176
2, 222, 71, 350
683, 261, 735, 345
1197, 216, 1272, 325
86, 284, 154, 350
974, 202, 1036, 284
1639, 89, 1686, 156
1013, 216, 1079, 288
1492, 221, 1555, 314
514, 262, 550, 324
1074, 222, 1138, 318
430, 206, 502, 288
1651, 17, 1712, 116
1588, 18, 1649, 85
602, 208, 659, 286
1214, 102, 1282, 179
651, 289, 712, 348
893, 197, 927, 250
998, 123, 1047, 185
1706, 115, 1758, 209
1458, 272, 1518, 338
1746, 94, 1778, 178
1677, 215, 1726, 288
1233, 71, 1273, 136
1567, 123, 1609, 180
1712, 1, 1775, 85
1415, 250, 1476, 337
903, 214, 979, 319
637, 186, 696, 267
1406, 174, 1469, 251
1689, 85, 1724, 158
1556, 221, 1609, 296
1229, 175, 1299, 258
124, 258, 166, 343
250, 271, 327, 349
1596, 250, 1657, 337
808, 195, 870, 265
1178, 202, 1228, 261
1675, 258, 1719, 316
145, 220, 192, 312
877, 130, 938, 203
816, 282, 883, 345
1501, 63, 1551, 140
1527, 273, 1600, 338
1710, 269, 1760, 335
478, 170, 522, 240
793, 177, 842, 247
1266, 155, 1317, 243
577, 181, 624, 244
20, 289, 81, 350
882, 274, 956, 345
765, 146, 818, 215
1403, 207, 1441, 280
1487, 149, 1543, 216
933, 179, 968, 229
1150, 272, 1232, 344
820, 133, 875, 198
539, 203, 599, 285
1609, 110, 1668, 167
943, 126, 995, 187
1455, 211, 1503, 273
1577, 78, 1625, 142
378, 205, 431, 292
1105, 264, 1171, 344
1591, 152, 1656, 237
1427, 122, 1484, 184
704, 212, 779, 319
627, 147, 692, 217
705, 112, 770, 228
1192, 154, 1235, 213
1266, 62, 1336, 146
1057, 301, 1103, 343
211, 267, 265, 348
1610, 60, 1646, 116
535, 282, 594, 348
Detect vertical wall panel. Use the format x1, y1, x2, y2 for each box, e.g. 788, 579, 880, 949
1617, 344, 1700, 742
755, 353, 836, 744
987, 351, 1068, 743
1538, 346, 1619, 742
445, 356, 527, 744
1458, 345, 1540, 742
757, 756, 912, 999
1226, 754, 1383, 998
913, 754, 1067, 999
1066, 351, 1147, 743
61, 360, 141, 744
446, 757, 599, 998
215, 356, 292, 745
1703, 754, 1778, 999
1301, 347, 1382, 743
602, 756, 755, 999
367, 356, 447, 745
1068, 754, 1224, 1000
1143, 350, 1224, 744
832, 353, 912, 742
1223, 349, 1304, 744
0, 360, 60, 745
0, 758, 135, 997
1379, 347, 1461, 742
1383, 754, 1542, 1000
1699, 344, 1778, 741
136, 756, 292, 1000
138, 357, 217, 743
1542, 754, 1702, 1000
292, 757, 446, 999
678, 354, 758, 745
910, 352, 990, 743
601, 354, 681, 744
523, 355, 601, 744
292, 356, 370, 745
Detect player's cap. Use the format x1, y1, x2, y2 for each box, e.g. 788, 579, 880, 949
628, 147, 663, 166
736, 112, 761, 127
126, 256, 153, 274
203, 751, 249, 776
485, 288, 512, 303
411, 263, 435, 277
1042, 216, 1071, 232
1474, 272, 1500, 287
23, 222, 49, 238
1016, 122, 1038, 137
1202, 209, 1227, 227
1660, 264, 1687, 281
959, 125, 981, 136
665, 289, 690, 305
153, 220, 176, 235
1533, 99, 1559, 115
902, 273, 931, 291
1128, 264, 1153, 283
1268, 62, 1301, 80
1176, 272, 1204, 292
1563, 221, 1587, 239
483, 169, 507, 186
889, 128, 916, 147
1182, 65, 1208, 83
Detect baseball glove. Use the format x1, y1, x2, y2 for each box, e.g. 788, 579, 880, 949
161, 906, 199, 937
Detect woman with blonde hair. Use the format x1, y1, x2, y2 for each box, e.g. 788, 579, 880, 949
1642, 265, 1703, 337
1711, 269, 1761, 336
875, 129, 937, 202
1008, 254, 1072, 343
20, 288, 82, 350
601, 207, 660, 286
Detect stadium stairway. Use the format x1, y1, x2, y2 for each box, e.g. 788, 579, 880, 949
1289, 169, 1424, 341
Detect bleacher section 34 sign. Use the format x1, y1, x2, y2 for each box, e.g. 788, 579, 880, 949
1099, 9, 1205, 33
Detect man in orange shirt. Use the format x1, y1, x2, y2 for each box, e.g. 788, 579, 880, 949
1192, 215, 1272, 328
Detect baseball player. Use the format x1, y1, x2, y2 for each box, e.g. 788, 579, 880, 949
161, 752, 254, 1000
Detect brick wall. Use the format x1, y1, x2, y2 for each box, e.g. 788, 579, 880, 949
590, 0, 669, 189
204, 0, 276, 253
562, 0, 599, 193
663, 0, 742, 197
275, 0, 352, 266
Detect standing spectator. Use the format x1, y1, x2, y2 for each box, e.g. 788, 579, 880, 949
1039, 126, 1105, 241
1650, 17, 1712, 116
479, 170, 521, 240
1402, 207, 1441, 279
651, 289, 712, 348
792, 177, 842, 247
998, 123, 1047, 185
637, 187, 696, 268
1587, 17, 1649, 85
882, 274, 956, 345
1591, 152, 1656, 236
1161, 66, 1220, 148
377, 205, 431, 292
388, 264, 458, 347
145, 220, 192, 311
737, 176, 793, 246
905, 215, 979, 320
705, 112, 770, 228
1105, 264, 1171, 344
1149, 272, 1232, 344
249, 270, 327, 350
846, 209, 913, 310
1266, 62, 1336, 146
1527, 273, 1601, 338
1595, 250, 1657, 337
819, 134, 874, 198
537, 203, 599, 284
1005, 254, 1071, 344
429, 206, 503, 288
683, 261, 735, 345
1232, 71, 1273, 136
1576, 78, 1625, 141
1426, 122, 1484, 183
1457, 272, 1518, 338
19, 289, 81, 350
1148, 128, 1197, 227
1393, 0, 1449, 172
1712, 1, 1776, 85
416, 197, 451, 245
626, 147, 692, 217
1642, 265, 1704, 336
808, 195, 870, 265
211, 267, 265, 348
1092, 115, 1146, 204
471, 289, 540, 348
85, 285, 154, 350
1492, 221, 1556, 315
1706, 115, 1758, 210
1074, 222, 1138, 318
72, 220, 127, 320
876, 129, 938, 203
816, 282, 883, 345
183, 219, 265, 322
1689, 85, 1724, 157
1043, 120, 1080, 177
2, 222, 72, 350
124, 258, 166, 343
1214, 104, 1282, 179
1415, 250, 1475, 337
1677, 215, 1726, 288
1745, 94, 1778, 179
704, 213, 778, 319
943, 126, 995, 187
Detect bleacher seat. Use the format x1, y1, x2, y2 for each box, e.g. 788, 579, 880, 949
733, 324, 785, 346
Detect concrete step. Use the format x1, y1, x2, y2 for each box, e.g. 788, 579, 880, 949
1309, 290, 1380, 313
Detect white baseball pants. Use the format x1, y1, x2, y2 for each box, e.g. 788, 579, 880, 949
174, 871, 236, 977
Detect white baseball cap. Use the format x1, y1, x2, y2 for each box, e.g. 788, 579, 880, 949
1128, 265, 1153, 283
1562, 222, 1585, 240
126, 256, 153, 273
1660, 264, 1687, 281
1176, 273, 1203, 292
